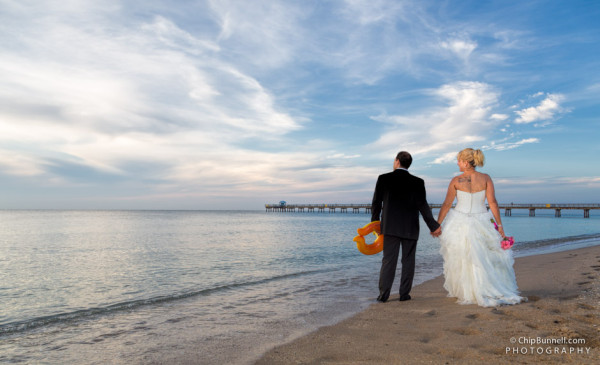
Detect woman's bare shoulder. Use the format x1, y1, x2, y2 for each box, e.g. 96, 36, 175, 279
449, 175, 461, 185
479, 172, 494, 187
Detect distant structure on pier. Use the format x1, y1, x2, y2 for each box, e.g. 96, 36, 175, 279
265, 203, 600, 218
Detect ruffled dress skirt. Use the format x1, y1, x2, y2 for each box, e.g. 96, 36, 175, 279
439, 209, 526, 307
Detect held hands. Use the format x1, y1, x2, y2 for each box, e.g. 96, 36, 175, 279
431, 227, 442, 238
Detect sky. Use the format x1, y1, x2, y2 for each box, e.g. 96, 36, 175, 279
0, 0, 599, 209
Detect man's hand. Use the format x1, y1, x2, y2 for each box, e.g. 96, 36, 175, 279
431, 227, 442, 238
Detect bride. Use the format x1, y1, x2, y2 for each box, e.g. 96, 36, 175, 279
437, 148, 526, 307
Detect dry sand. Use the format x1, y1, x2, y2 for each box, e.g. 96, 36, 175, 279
256, 245, 600, 364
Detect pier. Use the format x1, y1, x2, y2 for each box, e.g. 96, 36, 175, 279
265, 203, 372, 214
501, 203, 600, 218
265, 203, 600, 218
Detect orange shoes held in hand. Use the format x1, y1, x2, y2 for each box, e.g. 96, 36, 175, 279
352, 221, 384, 255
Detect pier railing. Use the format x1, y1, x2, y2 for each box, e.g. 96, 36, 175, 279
265, 203, 600, 218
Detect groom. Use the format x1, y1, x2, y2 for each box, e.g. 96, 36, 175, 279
371, 151, 441, 302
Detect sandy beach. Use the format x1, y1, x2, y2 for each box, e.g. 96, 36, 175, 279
256, 245, 600, 364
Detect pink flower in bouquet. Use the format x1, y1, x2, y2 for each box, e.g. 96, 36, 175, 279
501, 236, 514, 250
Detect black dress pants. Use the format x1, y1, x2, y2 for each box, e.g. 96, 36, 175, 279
378, 235, 417, 301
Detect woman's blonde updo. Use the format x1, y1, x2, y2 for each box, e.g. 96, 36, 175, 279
457, 148, 485, 168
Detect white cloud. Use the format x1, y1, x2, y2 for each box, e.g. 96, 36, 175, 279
0, 5, 303, 181
0, 1, 593, 208
432, 151, 458, 164
370, 81, 499, 157
441, 39, 477, 60
1, 1, 403, 207
0, 149, 48, 176
491, 113, 509, 121
326, 153, 361, 159
493, 176, 600, 199
370, 82, 547, 166
514, 93, 564, 124
207, 0, 308, 68
482, 138, 540, 151
342, 0, 407, 25
142, 15, 221, 54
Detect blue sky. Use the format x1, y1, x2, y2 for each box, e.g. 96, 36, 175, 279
1, 0, 598, 209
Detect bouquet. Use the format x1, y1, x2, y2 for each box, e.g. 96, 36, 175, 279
501, 236, 515, 250
491, 219, 514, 250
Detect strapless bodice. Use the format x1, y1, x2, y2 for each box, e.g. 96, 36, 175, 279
454, 190, 487, 214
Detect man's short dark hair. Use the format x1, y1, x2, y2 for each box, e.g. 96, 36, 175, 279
396, 151, 412, 168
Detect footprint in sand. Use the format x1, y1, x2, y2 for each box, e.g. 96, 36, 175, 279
465, 313, 480, 320
452, 327, 481, 336
419, 333, 441, 343
573, 314, 597, 324
559, 294, 579, 300
424, 310, 437, 317
577, 281, 591, 286
578, 303, 595, 310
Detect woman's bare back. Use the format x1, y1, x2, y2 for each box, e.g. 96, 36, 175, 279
454, 171, 489, 193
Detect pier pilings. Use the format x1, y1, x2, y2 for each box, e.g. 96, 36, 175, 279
266, 203, 599, 218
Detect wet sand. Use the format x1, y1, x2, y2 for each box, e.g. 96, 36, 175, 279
256, 245, 600, 364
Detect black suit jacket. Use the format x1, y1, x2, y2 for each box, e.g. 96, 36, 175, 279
371, 169, 440, 240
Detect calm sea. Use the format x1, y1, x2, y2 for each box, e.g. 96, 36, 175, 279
1, 209, 599, 364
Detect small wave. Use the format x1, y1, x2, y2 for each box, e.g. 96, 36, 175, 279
516, 233, 600, 250
515, 233, 600, 257
0, 268, 336, 336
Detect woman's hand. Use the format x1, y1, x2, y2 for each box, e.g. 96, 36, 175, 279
498, 226, 506, 238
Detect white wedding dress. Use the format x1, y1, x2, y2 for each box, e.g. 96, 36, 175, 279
439, 190, 525, 307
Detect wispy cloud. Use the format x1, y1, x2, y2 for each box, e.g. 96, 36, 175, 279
370, 81, 499, 157
0, 1, 596, 208
514, 93, 565, 124
207, 0, 309, 69
440, 39, 477, 61
482, 138, 540, 151
432, 151, 459, 164
491, 113, 509, 121
370, 81, 553, 166
0, 149, 48, 177
493, 176, 600, 203
0, 5, 303, 179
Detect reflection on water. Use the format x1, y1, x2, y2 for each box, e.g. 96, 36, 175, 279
0, 210, 598, 364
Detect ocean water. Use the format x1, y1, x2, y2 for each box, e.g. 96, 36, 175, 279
1, 209, 599, 364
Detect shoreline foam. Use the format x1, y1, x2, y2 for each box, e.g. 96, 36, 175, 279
515, 234, 600, 257
256, 244, 600, 364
